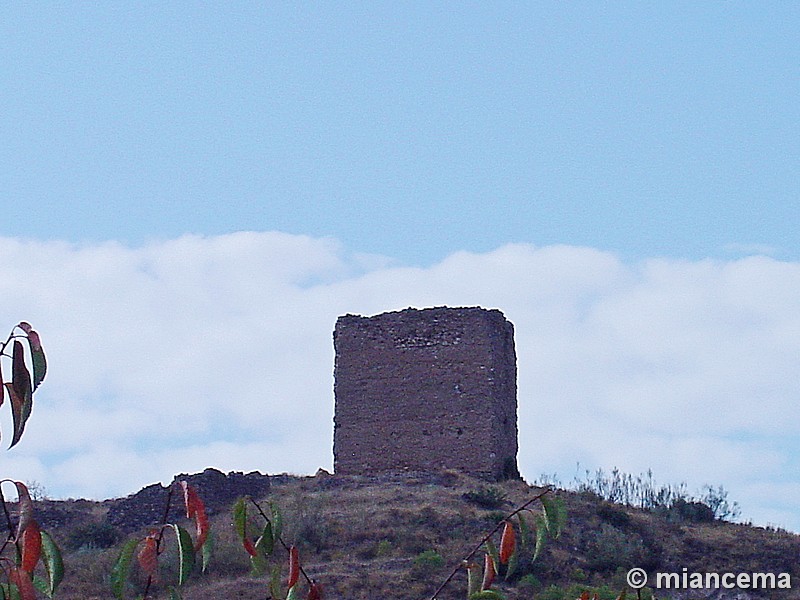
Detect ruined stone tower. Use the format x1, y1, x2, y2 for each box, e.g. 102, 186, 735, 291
333, 306, 518, 481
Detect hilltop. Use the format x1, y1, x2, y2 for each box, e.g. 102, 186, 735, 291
23, 469, 800, 599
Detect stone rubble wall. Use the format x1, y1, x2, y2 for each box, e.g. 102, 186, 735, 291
106, 468, 271, 533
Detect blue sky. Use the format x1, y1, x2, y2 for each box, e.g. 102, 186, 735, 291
4, 3, 798, 264
2, 5, 800, 531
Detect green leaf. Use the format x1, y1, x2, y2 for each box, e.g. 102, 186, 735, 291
270, 502, 283, 541
32, 577, 48, 597
39, 530, 64, 597
517, 512, 530, 549
3, 584, 19, 600
25, 332, 46, 392
286, 584, 301, 600
533, 515, 547, 562
466, 562, 482, 597
255, 521, 274, 557
484, 538, 499, 571
504, 546, 519, 581
171, 524, 196, 586
541, 495, 566, 539
111, 538, 140, 599
249, 550, 268, 577
200, 529, 214, 573
540, 494, 553, 534
269, 564, 283, 600
167, 587, 183, 600
233, 497, 249, 544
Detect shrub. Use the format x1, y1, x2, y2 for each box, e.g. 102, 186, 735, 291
665, 498, 716, 523
700, 484, 741, 521
412, 549, 445, 578
462, 486, 508, 510
518, 573, 542, 591
596, 503, 631, 528
66, 522, 122, 550
413, 549, 444, 570
584, 523, 646, 572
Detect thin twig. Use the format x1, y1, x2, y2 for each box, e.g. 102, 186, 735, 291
428, 486, 552, 600
0, 487, 16, 556
142, 485, 174, 599
248, 497, 317, 587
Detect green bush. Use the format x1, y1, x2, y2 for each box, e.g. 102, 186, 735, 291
517, 573, 542, 591
584, 523, 645, 572
596, 503, 632, 528
462, 486, 507, 510
66, 522, 122, 550
665, 498, 715, 523
413, 549, 444, 571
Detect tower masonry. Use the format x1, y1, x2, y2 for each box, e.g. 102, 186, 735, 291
333, 306, 519, 480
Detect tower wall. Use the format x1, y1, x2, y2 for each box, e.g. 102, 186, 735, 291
333, 306, 518, 480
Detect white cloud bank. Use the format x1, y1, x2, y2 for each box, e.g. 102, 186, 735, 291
1, 233, 798, 529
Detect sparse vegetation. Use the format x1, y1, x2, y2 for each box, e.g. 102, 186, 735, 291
0, 470, 794, 599
66, 522, 121, 551
540, 466, 741, 522
463, 486, 508, 510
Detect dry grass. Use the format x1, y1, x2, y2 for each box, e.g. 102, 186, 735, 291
18, 471, 800, 599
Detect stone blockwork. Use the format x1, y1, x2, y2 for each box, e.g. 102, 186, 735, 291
333, 306, 518, 481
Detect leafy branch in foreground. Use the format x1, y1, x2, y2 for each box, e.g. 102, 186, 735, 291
0, 322, 47, 449
0, 480, 63, 600
0, 323, 62, 600
233, 495, 322, 600
112, 481, 212, 600
429, 486, 566, 600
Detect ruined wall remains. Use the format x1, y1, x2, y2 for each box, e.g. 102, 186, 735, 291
107, 469, 272, 533
333, 306, 518, 481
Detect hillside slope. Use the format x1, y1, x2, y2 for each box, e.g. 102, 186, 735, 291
27, 470, 800, 600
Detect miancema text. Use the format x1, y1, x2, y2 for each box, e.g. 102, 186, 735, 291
656, 569, 791, 590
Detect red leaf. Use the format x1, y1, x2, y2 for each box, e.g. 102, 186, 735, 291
7, 341, 33, 448
481, 553, 495, 591
14, 481, 34, 541
288, 545, 300, 589
0, 356, 4, 409
180, 481, 209, 550
11, 341, 31, 399
243, 536, 258, 557
137, 534, 159, 581
26, 331, 41, 351
307, 582, 323, 600
9, 567, 37, 600
20, 519, 42, 573
499, 520, 516, 564
17, 323, 32, 334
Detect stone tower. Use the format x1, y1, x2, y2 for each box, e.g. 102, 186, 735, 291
333, 306, 518, 480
